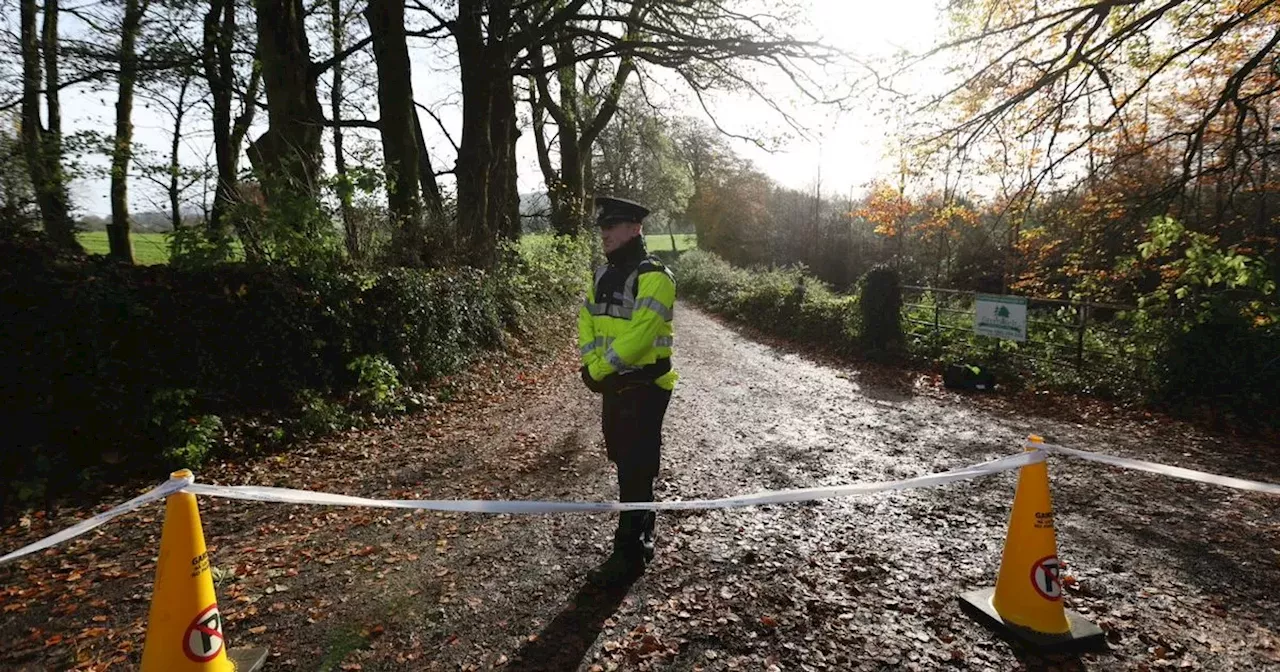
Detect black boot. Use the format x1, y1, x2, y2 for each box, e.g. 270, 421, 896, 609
616, 472, 657, 563
613, 509, 656, 562
587, 510, 650, 586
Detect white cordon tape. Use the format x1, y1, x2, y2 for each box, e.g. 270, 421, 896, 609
185, 450, 1043, 512
1033, 441, 1280, 495
7, 443, 1280, 568
0, 472, 193, 565
0, 452, 1042, 566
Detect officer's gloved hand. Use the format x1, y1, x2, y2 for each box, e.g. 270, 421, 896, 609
580, 366, 607, 394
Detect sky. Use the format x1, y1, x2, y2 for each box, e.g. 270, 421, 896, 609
714, 0, 942, 195
51, 0, 945, 216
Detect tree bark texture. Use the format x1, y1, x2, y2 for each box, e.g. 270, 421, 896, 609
330, 0, 359, 259
250, 0, 324, 200
20, 0, 76, 249
366, 0, 427, 265
108, 0, 147, 264
203, 0, 236, 239
454, 0, 522, 266
42, 0, 61, 175
168, 79, 189, 232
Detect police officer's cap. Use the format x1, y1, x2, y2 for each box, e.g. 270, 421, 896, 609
594, 196, 650, 227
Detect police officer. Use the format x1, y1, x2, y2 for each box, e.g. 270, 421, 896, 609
578, 196, 678, 582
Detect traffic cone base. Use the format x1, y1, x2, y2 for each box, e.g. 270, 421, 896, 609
959, 587, 1104, 652
228, 646, 270, 671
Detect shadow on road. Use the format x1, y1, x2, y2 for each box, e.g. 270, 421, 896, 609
1009, 648, 1096, 671
508, 572, 639, 671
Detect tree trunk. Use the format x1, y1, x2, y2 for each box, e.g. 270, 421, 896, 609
19, 0, 45, 222
250, 0, 324, 200
454, 0, 495, 266
528, 76, 558, 201
573, 46, 636, 233
168, 79, 189, 232
42, 0, 61, 177
20, 0, 76, 249
365, 0, 426, 265
229, 65, 261, 259
549, 39, 581, 236
108, 0, 146, 264
487, 0, 519, 242
412, 108, 445, 221
1257, 105, 1271, 238
203, 0, 235, 239
556, 141, 585, 235
532, 8, 639, 237
412, 107, 448, 264
330, 0, 358, 260
490, 82, 520, 241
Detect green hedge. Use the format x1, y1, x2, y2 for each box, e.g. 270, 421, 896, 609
0, 231, 589, 510
677, 250, 861, 350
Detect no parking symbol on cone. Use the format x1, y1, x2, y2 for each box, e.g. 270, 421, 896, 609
1030, 555, 1062, 601
184, 604, 225, 662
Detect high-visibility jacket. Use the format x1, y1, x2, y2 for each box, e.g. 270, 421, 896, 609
578, 238, 677, 391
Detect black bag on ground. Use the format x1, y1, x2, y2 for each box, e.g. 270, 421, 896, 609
943, 363, 997, 391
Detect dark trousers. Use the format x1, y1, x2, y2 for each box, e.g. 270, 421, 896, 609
602, 383, 671, 556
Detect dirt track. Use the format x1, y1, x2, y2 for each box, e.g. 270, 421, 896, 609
2, 306, 1279, 671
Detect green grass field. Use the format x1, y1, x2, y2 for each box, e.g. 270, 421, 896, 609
77, 231, 173, 265
76, 231, 696, 265
645, 233, 697, 252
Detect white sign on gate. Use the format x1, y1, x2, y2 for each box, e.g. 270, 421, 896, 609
974, 294, 1028, 342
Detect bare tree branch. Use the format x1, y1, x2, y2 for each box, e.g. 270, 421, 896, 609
414, 100, 459, 153
309, 34, 373, 79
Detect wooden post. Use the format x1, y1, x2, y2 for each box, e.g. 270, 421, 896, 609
1076, 303, 1088, 369
933, 292, 941, 342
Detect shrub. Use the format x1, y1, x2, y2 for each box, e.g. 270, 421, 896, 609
348, 354, 403, 414
169, 225, 237, 269
162, 415, 225, 470
1130, 216, 1280, 419
675, 249, 861, 349
1155, 314, 1279, 412
859, 265, 903, 353
231, 182, 345, 268
506, 234, 592, 324
295, 388, 352, 438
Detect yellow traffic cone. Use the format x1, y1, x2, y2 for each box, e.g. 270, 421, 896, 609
959, 437, 1104, 650
141, 470, 269, 671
